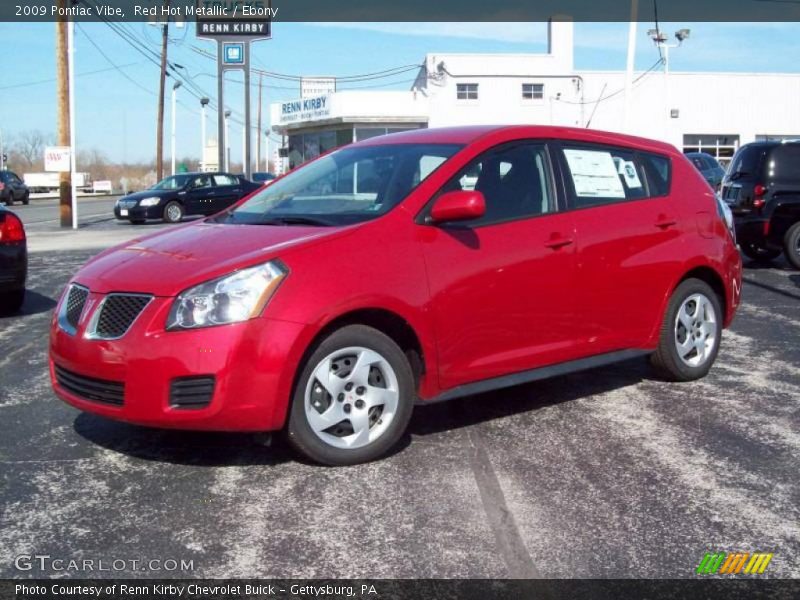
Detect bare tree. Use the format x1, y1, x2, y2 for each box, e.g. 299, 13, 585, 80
14, 130, 52, 169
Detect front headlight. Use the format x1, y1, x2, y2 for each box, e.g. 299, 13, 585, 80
166, 261, 288, 330
139, 197, 161, 207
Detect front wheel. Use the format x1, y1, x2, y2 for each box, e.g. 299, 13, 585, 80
287, 325, 415, 466
21, 192, 30, 205
162, 201, 184, 224
740, 240, 781, 263
783, 222, 800, 270
650, 279, 723, 382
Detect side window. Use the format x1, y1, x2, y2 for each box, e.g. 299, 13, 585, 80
213, 174, 238, 186
191, 175, 214, 189
439, 142, 554, 226
562, 146, 648, 208
691, 157, 705, 170
639, 153, 671, 197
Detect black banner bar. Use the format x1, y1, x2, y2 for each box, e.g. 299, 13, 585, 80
3, 0, 800, 22
4, 579, 800, 600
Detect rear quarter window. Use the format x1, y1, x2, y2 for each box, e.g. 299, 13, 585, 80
768, 145, 800, 182
639, 153, 671, 196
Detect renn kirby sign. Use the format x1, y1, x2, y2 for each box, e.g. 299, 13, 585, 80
279, 96, 332, 125
195, 0, 273, 39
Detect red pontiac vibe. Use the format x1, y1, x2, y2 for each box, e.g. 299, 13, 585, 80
50, 126, 742, 465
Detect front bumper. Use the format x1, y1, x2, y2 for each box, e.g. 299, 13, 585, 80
0, 243, 27, 290
114, 204, 163, 220
49, 291, 310, 431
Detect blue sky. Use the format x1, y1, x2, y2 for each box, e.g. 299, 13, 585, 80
1, 21, 798, 164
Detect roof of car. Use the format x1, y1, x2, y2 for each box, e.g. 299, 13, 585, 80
358, 125, 677, 155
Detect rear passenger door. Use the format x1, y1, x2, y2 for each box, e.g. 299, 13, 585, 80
212, 174, 243, 211
555, 143, 681, 354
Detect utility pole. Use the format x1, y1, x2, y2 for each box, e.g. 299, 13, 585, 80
55, 1, 72, 228
622, 0, 638, 133
200, 97, 209, 171
155, 0, 170, 182
256, 72, 263, 173
171, 81, 181, 175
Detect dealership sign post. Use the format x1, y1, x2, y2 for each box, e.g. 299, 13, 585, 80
196, 0, 272, 179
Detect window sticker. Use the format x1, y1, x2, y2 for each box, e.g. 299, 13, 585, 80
615, 158, 643, 189
564, 149, 626, 198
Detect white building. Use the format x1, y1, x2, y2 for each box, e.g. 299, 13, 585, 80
271, 19, 800, 170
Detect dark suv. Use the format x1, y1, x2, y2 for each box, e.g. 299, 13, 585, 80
721, 141, 800, 268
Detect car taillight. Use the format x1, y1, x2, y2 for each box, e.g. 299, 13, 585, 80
0, 182, 5, 191
0, 213, 26, 243
753, 184, 767, 209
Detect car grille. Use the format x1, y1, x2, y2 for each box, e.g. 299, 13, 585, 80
65, 285, 89, 330
169, 376, 216, 409
54, 364, 125, 406
118, 199, 138, 209
89, 294, 152, 340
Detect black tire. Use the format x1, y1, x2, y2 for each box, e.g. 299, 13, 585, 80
287, 324, 415, 466
162, 201, 184, 224
783, 222, 800, 270
0, 289, 25, 314
740, 240, 781, 263
650, 278, 723, 382
4, 197, 13, 206
21, 192, 30, 205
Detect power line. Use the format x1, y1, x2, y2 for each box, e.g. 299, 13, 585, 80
3, 62, 143, 91
556, 58, 664, 106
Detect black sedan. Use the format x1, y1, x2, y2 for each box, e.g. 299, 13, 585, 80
0, 204, 27, 313
0, 171, 30, 206
114, 172, 261, 224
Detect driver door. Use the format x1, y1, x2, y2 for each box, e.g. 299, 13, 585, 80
184, 174, 217, 215
419, 141, 579, 390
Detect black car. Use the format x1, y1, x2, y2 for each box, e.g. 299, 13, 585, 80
114, 172, 261, 224
721, 140, 800, 268
686, 152, 726, 190
0, 171, 30, 206
252, 172, 276, 184
0, 204, 27, 313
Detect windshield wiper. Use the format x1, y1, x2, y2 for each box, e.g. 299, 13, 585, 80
257, 216, 333, 227
729, 170, 749, 180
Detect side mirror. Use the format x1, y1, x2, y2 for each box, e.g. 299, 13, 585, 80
428, 190, 486, 224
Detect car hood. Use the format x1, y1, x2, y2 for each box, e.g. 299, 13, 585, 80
73, 220, 352, 296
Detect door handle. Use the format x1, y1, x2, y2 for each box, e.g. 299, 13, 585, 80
655, 216, 677, 229
544, 235, 574, 250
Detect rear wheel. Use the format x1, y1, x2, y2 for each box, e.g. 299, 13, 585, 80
287, 325, 415, 466
740, 240, 781, 263
163, 201, 184, 224
0, 290, 25, 314
783, 222, 800, 270
650, 279, 722, 382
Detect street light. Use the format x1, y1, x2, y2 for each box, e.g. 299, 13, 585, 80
647, 28, 690, 74
224, 110, 232, 172
200, 97, 209, 171
171, 81, 182, 176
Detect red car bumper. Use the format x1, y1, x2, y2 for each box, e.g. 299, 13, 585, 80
49, 293, 309, 431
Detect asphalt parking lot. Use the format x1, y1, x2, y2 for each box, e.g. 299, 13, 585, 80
1, 219, 798, 579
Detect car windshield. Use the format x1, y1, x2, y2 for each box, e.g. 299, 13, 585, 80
252, 173, 275, 182
216, 143, 462, 226
151, 175, 190, 190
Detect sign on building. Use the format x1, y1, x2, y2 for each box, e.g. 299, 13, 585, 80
301, 77, 336, 98
44, 146, 71, 173
278, 95, 332, 125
